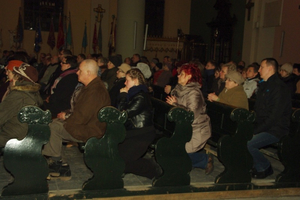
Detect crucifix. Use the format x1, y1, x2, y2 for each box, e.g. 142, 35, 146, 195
94, 4, 105, 22
245, 0, 254, 21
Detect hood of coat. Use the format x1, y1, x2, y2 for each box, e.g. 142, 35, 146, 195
171, 82, 201, 98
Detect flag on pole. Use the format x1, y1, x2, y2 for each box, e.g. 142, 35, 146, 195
66, 12, 73, 50
34, 19, 42, 53
82, 22, 88, 53
56, 12, 64, 50
47, 17, 55, 50
98, 21, 102, 52
16, 8, 24, 48
64, 15, 68, 49
108, 15, 116, 55
92, 22, 98, 53
0, 29, 3, 48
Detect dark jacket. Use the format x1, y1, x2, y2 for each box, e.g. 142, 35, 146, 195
64, 77, 110, 142
109, 77, 125, 108
46, 68, 78, 117
101, 67, 118, 91
119, 85, 153, 133
212, 77, 225, 95
254, 74, 292, 138
280, 74, 297, 97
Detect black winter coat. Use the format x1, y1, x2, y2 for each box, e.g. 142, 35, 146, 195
254, 74, 292, 139
119, 86, 153, 132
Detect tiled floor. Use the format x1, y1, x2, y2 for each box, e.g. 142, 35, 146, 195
0, 145, 297, 199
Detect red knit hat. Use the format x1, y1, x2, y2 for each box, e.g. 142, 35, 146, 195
6, 60, 24, 71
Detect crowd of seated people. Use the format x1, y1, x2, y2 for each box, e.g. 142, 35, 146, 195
0, 48, 299, 181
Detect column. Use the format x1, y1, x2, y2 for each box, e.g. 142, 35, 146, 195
116, 0, 145, 58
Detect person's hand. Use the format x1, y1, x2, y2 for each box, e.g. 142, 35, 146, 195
164, 85, 171, 94
120, 87, 128, 93
166, 95, 177, 105
57, 112, 66, 120
45, 96, 50, 103
207, 92, 219, 102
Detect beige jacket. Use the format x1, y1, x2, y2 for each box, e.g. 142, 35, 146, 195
171, 82, 211, 153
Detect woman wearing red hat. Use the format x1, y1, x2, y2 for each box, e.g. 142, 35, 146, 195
0, 61, 42, 148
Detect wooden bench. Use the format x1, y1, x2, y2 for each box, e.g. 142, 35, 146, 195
205, 100, 255, 184
150, 97, 194, 187
2, 106, 51, 196
207, 99, 300, 184
2, 102, 300, 198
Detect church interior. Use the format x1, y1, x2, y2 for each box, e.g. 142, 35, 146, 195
0, 0, 299, 66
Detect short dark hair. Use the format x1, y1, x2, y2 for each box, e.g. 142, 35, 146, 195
65, 56, 78, 68
78, 53, 86, 60
293, 63, 300, 72
262, 58, 278, 72
248, 62, 260, 73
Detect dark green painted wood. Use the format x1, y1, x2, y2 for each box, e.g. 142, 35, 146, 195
276, 108, 300, 183
83, 106, 127, 190
215, 108, 255, 184
2, 106, 51, 196
153, 107, 194, 187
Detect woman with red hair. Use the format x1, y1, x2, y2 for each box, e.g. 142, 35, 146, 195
166, 63, 213, 174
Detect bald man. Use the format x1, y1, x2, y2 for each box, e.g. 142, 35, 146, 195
43, 59, 110, 179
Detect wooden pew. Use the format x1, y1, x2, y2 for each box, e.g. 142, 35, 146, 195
150, 97, 194, 187
205, 100, 255, 184
83, 106, 127, 190
2, 106, 51, 196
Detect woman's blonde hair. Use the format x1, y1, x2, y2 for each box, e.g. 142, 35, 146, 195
126, 68, 147, 85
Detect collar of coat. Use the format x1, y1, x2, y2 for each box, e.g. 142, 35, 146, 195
11, 81, 41, 92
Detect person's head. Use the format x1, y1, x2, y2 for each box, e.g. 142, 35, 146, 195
225, 70, 245, 90
132, 54, 140, 63
177, 63, 202, 86
117, 63, 131, 79
140, 56, 149, 65
97, 57, 108, 67
246, 63, 259, 79
259, 58, 278, 81
238, 60, 245, 67
58, 49, 72, 61
77, 54, 86, 63
280, 62, 293, 78
51, 55, 59, 64
214, 67, 220, 79
107, 60, 115, 69
292, 63, 300, 76
150, 58, 159, 69
125, 68, 146, 90
124, 57, 131, 65
5, 60, 24, 81
205, 60, 217, 70
220, 65, 229, 80
45, 55, 51, 65
12, 63, 39, 84
39, 53, 46, 63
76, 59, 98, 86
61, 56, 77, 71
163, 56, 170, 64
162, 64, 171, 71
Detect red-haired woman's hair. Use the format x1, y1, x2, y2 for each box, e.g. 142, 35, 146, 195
180, 63, 202, 85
